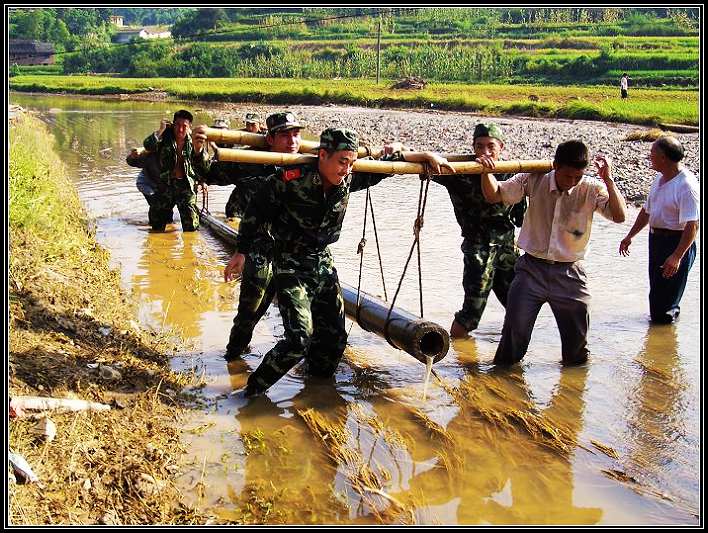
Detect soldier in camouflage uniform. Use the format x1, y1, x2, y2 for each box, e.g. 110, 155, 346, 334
223, 113, 269, 218
143, 110, 204, 232
193, 112, 304, 361
432, 123, 526, 338
225, 128, 452, 398
243, 112, 265, 134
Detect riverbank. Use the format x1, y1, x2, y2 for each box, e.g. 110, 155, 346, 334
8, 112, 209, 525
9, 75, 699, 126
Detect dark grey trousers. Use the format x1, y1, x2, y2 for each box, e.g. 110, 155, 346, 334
494, 253, 591, 366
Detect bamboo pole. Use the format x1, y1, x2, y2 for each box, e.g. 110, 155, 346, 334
11, 396, 111, 412
202, 126, 381, 158
203, 127, 497, 163
215, 147, 554, 175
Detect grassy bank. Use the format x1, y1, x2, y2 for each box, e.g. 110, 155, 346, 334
10, 75, 698, 126
8, 112, 208, 524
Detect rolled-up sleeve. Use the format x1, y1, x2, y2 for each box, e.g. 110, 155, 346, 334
593, 181, 615, 220
498, 173, 528, 205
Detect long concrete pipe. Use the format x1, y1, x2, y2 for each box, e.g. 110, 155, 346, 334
198, 211, 449, 364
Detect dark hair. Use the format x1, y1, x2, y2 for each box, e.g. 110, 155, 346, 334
554, 140, 589, 169
173, 109, 194, 123
654, 135, 684, 162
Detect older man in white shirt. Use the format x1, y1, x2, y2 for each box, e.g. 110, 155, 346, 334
619, 135, 699, 324
481, 140, 627, 366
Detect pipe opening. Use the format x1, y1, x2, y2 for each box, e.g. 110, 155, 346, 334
418, 330, 445, 358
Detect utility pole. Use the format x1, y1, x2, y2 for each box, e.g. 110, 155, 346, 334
376, 16, 382, 85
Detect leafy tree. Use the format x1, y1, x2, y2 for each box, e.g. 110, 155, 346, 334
171, 8, 228, 38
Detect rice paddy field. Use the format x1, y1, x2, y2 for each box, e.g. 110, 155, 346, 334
9, 75, 699, 126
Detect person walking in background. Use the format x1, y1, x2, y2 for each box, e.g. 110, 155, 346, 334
619, 135, 699, 324
620, 73, 630, 99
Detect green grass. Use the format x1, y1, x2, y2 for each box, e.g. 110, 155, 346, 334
10, 75, 699, 126
9, 113, 90, 257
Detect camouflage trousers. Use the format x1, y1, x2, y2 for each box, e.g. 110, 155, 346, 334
454, 236, 520, 332
247, 248, 347, 394
149, 179, 199, 232
225, 247, 275, 357
224, 187, 242, 219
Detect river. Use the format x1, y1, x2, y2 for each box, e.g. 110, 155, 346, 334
10, 92, 701, 525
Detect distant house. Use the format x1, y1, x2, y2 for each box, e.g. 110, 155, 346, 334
113, 26, 171, 44
109, 15, 124, 27
9, 39, 55, 65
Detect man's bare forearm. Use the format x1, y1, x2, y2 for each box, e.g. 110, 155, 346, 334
480, 172, 503, 203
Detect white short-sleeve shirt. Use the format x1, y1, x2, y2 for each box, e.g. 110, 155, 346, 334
643, 168, 700, 230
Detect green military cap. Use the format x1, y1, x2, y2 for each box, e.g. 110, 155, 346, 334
319, 128, 359, 152
266, 112, 302, 134
473, 123, 504, 144
245, 113, 260, 124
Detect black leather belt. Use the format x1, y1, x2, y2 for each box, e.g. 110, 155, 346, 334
650, 227, 683, 236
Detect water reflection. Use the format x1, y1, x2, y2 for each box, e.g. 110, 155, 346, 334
216, 375, 351, 524
385, 365, 601, 524
623, 324, 696, 508
133, 231, 228, 338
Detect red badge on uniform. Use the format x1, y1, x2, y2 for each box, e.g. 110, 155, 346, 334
283, 168, 302, 182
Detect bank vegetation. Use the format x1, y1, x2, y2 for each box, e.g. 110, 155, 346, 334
8, 112, 209, 524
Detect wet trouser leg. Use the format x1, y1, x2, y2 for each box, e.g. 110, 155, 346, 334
304, 263, 346, 378
648, 233, 696, 323
174, 181, 199, 232
246, 263, 316, 393
455, 240, 496, 332
491, 239, 520, 308
547, 262, 591, 365
225, 251, 275, 358
149, 192, 174, 231
494, 254, 545, 365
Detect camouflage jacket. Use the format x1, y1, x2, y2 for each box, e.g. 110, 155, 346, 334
194, 155, 278, 253
236, 158, 399, 256
143, 129, 203, 189
432, 171, 526, 245
198, 155, 279, 216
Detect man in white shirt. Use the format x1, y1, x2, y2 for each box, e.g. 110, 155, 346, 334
619, 135, 699, 324
481, 140, 627, 366
620, 73, 630, 99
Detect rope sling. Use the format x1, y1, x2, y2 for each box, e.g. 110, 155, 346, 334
353, 173, 432, 348
198, 181, 209, 215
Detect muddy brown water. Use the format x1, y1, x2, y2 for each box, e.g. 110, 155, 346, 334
11, 93, 700, 525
